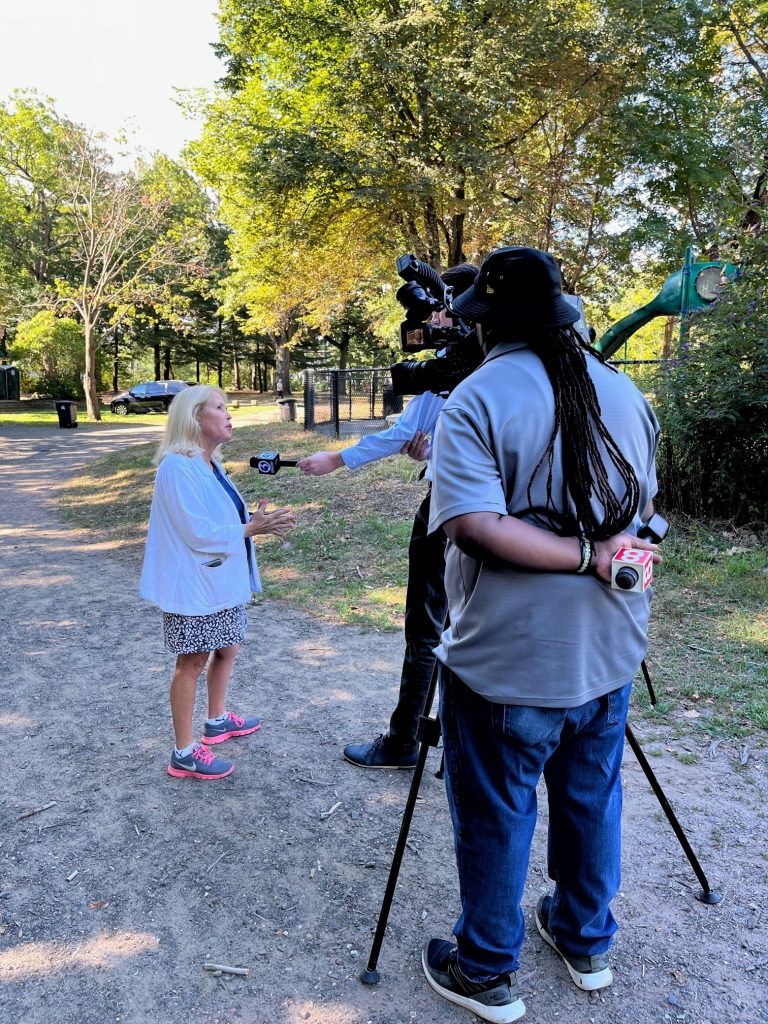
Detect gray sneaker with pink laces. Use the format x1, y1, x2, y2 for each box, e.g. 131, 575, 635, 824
167, 744, 234, 780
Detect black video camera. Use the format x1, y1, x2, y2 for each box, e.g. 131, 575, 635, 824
390, 253, 483, 397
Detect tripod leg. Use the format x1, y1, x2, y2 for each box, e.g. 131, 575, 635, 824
360, 661, 442, 984
640, 659, 657, 706
625, 723, 722, 904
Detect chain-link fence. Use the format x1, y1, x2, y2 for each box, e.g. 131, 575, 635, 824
303, 368, 404, 438
302, 360, 671, 439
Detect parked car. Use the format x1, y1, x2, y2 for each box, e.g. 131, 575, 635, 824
110, 380, 189, 415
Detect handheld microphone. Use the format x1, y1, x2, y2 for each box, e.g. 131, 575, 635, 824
250, 451, 299, 475
611, 548, 655, 592
611, 512, 669, 591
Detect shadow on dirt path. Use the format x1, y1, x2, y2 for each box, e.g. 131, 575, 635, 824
0, 425, 766, 1024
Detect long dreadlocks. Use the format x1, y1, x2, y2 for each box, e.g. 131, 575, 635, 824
524, 325, 641, 541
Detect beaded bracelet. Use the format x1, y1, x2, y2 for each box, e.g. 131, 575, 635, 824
576, 536, 593, 574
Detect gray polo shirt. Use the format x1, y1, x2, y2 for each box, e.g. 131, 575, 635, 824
429, 340, 659, 707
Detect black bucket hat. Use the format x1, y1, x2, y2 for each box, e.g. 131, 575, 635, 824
451, 246, 579, 329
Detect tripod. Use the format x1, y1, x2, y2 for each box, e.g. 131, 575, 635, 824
359, 656, 722, 986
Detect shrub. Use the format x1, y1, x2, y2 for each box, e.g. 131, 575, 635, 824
9, 311, 85, 398
655, 237, 768, 526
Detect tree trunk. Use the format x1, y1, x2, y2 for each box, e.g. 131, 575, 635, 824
112, 327, 119, 392
338, 330, 350, 371
195, 349, 201, 382
256, 337, 264, 392
216, 316, 223, 388
662, 316, 676, 359
424, 196, 442, 270
449, 173, 466, 266
153, 323, 161, 380
275, 333, 291, 395
257, 353, 265, 392
229, 321, 241, 389
163, 345, 172, 380
83, 320, 101, 421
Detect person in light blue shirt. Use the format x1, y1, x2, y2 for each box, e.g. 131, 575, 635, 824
296, 386, 444, 477
297, 263, 479, 768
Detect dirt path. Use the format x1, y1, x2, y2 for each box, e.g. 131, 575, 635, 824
0, 425, 766, 1024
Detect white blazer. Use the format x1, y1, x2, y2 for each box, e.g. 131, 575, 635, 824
139, 452, 262, 616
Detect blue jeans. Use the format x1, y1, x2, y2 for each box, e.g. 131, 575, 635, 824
439, 665, 632, 981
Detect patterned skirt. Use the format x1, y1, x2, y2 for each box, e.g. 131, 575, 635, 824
162, 604, 248, 655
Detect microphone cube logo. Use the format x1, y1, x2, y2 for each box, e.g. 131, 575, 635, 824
611, 548, 654, 592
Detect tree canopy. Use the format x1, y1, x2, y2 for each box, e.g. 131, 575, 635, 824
1, 2, 766, 446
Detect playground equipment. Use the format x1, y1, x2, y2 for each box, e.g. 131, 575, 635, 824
596, 246, 738, 359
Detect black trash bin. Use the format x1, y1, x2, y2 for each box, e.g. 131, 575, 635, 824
54, 400, 78, 429
382, 388, 403, 417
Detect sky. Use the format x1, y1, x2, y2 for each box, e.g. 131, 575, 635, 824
0, 0, 224, 159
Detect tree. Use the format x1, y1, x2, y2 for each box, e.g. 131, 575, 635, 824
0, 93, 76, 329
9, 309, 83, 397
110, 157, 224, 391
0, 95, 216, 416
194, 0, 760, 355
52, 131, 209, 418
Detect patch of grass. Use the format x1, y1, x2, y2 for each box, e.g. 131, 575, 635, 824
676, 752, 700, 765
58, 420, 424, 630
56, 444, 158, 555
0, 407, 72, 426
56, 426, 768, 738
0, 396, 275, 427
0, 406, 181, 427
641, 517, 767, 739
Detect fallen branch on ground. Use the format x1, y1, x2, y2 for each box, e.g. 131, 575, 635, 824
202, 963, 249, 977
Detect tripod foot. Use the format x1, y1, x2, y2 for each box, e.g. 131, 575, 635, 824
696, 889, 723, 905
359, 966, 381, 985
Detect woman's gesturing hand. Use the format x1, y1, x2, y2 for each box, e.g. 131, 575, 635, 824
245, 499, 296, 538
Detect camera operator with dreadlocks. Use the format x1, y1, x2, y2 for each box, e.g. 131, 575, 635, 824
421, 247, 661, 1023
298, 262, 479, 770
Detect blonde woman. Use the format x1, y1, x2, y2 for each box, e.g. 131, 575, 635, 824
140, 385, 295, 780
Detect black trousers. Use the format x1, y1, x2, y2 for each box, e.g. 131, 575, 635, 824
387, 488, 448, 750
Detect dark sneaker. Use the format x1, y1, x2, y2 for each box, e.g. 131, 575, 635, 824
342, 733, 418, 769
534, 895, 613, 991
201, 712, 262, 745
167, 744, 234, 780
422, 939, 525, 1023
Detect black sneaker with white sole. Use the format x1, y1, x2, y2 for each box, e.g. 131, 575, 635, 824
534, 895, 613, 991
342, 733, 418, 769
422, 939, 525, 1023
